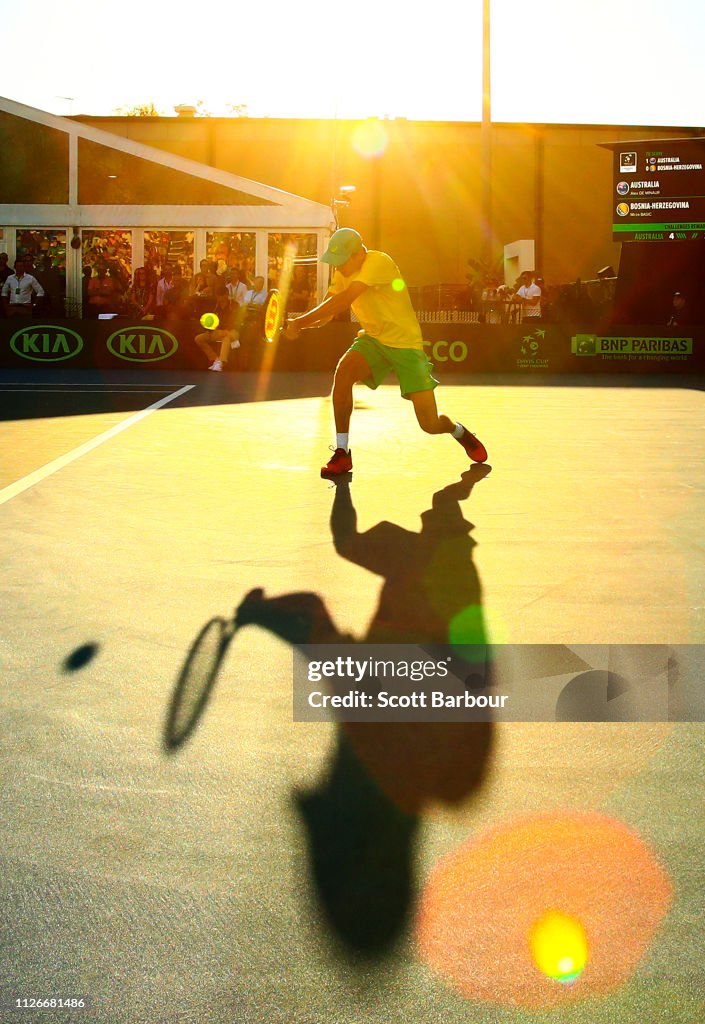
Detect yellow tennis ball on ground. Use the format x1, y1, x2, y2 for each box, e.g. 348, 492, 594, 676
200, 312, 219, 330
529, 910, 589, 984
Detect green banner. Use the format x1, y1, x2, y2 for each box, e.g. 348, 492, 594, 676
572, 335, 693, 357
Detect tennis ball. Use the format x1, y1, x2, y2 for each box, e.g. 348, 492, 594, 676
200, 312, 219, 330
529, 910, 588, 984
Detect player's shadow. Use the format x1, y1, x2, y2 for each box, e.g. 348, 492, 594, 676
234, 464, 495, 957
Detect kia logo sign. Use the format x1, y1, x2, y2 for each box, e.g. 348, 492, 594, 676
10, 324, 83, 362
106, 326, 178, 362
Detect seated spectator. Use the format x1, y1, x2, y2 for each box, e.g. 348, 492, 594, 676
0, 252, 11, 317
226, 268, 248, 312
124, 267, 155, 319
666, 291, 692, 327
163, 265, 189, 320
237, 275, 267, 327
286, 268, 314, 314
189, 270, 213, 317
155, 265, 176, 317
86, 261, 122, 317
193, 258, 219, 297
0, 251, 12, 286
33, 257, 64, 315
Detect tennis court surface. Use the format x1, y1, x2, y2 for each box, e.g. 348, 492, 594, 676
1, 366, 703, 1024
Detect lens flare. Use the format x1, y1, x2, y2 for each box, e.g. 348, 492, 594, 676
392, 277, 405, 292
529, 910, 588, 984
352, 120, 388, 159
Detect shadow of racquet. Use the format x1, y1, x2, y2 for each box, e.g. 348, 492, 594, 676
163, 616, 237, 752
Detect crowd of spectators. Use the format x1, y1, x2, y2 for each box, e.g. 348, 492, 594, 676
411, 271, 624, 326
0, 251, 309, 327
2, 250, 697, 329
76, 258, 265, 322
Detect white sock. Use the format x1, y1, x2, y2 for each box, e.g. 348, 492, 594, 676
452, 422, 464, 439
336, 433, 349, 452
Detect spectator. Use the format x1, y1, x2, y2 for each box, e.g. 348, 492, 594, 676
237, 273, 267, 324
81, 265, 93, 318
155, 265, 176, 317
286, 267, 314, 314
124, 267, 155, 319
33, 257, 64, 315
1, 256, 44, 317
226, 267, 248, 311
514, 271, 542, 321
481, 278, 502, 324
666, 291, 691, 327
0, 252, 11, 286
86, 261, 122, 317
193, 258, 219, 297
163, 265, 189, 320
0, 253, 10, 318
190, 270, 213, 318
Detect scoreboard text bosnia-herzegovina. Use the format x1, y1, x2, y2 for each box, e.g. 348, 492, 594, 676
611, 138, 705, 241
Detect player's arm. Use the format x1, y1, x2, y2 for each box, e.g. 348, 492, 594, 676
285, 281, 368, 337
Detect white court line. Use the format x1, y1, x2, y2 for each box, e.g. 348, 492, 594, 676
0, 383, 195, 507
1, 381, 178, 386
0, 388, 176, 393
1, 382, 181, 385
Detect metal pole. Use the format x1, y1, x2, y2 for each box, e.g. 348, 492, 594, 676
481, 0, 492, 266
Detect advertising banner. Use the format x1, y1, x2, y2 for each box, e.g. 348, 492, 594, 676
1, 318, 703, 376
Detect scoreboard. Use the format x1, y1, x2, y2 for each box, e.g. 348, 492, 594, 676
609, 138, 705, 241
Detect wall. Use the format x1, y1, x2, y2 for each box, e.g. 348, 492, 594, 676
76, 116, 703, 289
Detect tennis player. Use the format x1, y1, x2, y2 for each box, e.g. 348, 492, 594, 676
284, 228, 488, 479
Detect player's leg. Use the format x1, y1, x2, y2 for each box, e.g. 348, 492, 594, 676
408, 388, 455, 435
321, 349, 372, 479
409, 389, 488, 463
332, 349, 372, 433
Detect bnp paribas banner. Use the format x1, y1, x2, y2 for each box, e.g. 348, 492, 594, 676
571, 333, 694, 362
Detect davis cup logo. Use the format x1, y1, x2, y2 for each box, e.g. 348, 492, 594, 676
10, 324, 83, 361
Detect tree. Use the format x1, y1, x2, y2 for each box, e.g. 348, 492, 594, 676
112, 102, 163, 117
225, 103, 249, 117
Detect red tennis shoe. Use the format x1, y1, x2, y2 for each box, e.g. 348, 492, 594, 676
321, 447, 353, 479
456, 426, 488, 463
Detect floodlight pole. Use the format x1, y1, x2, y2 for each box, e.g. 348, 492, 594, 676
481, 0, 492, 266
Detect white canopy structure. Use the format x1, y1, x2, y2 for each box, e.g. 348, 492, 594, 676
0, 96, 334, 309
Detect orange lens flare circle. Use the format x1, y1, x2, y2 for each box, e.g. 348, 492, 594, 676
416, 811, 672, 1010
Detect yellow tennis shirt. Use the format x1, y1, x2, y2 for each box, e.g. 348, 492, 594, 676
328, 250, 424, 350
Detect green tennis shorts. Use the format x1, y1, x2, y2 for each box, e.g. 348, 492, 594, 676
349, 334, 439, 398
